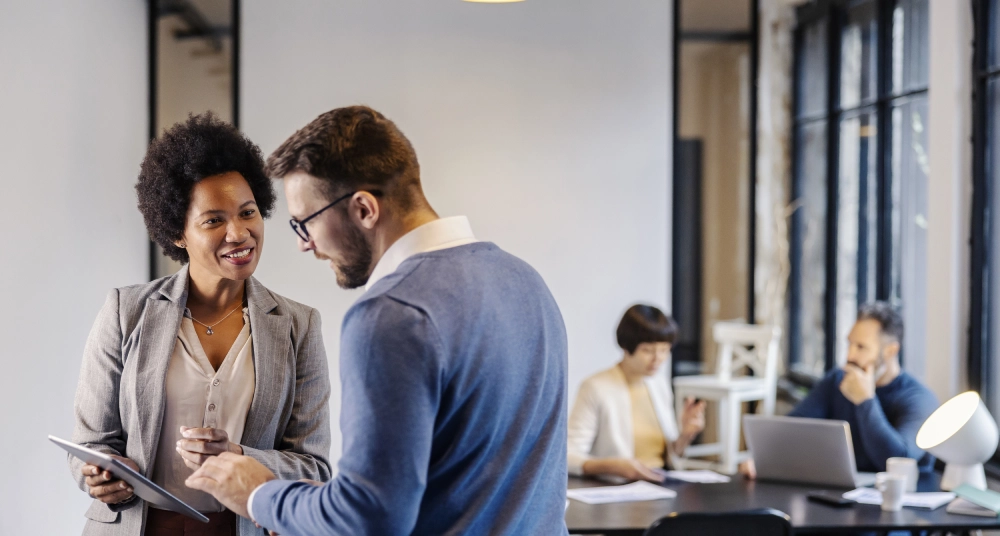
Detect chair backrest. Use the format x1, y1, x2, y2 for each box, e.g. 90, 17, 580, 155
712, 322, 782, 383
643, 508, 793, 536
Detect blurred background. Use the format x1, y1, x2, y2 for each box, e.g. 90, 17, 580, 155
0, 0, 988, 532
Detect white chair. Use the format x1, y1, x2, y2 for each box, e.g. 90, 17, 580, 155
671, 322, 782, 474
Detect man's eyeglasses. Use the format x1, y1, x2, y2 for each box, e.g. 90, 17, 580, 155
289, 190, 382, 242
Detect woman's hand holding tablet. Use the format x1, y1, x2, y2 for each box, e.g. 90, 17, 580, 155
82, 455, 139, 504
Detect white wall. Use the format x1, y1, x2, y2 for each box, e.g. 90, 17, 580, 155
925, 0, 973, 401
0, 1, 148, 532
242, 0, 673, 465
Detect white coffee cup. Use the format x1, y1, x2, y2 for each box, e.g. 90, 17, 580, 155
876, 472, 907, 512
886, 457, 918, 493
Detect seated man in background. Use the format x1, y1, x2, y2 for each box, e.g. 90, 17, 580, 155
567, 304, 705, 483
741, 301, 938, 478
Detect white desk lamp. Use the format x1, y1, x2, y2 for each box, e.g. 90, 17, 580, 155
916, 391, 999, 490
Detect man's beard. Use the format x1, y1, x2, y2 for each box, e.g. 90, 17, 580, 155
333, 221, 373, 289
874, 353, 887, 379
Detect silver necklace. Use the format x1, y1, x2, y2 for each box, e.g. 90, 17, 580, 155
190, 302, 243, 335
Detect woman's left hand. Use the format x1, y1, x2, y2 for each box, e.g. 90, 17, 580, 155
176, 426, 243, 470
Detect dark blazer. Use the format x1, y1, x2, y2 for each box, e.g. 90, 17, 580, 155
69, 265, 332, 535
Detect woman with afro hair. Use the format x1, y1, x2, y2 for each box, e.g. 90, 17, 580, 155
68, 113, 332, 536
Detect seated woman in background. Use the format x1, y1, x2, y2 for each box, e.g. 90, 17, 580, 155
69, 113, 332, 536
568, 304, 706, 482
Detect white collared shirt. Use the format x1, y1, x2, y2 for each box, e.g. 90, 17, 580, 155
248, 215, 476, 524
365, 216, 478, 291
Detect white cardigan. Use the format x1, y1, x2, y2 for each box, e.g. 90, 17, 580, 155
567, 365, 680, 476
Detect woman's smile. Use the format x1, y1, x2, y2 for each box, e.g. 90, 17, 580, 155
221, 246, 255, 266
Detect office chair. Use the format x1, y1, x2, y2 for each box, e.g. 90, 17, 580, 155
643, 508, 793, 536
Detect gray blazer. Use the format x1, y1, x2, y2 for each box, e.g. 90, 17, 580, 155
69, 265, 332, 535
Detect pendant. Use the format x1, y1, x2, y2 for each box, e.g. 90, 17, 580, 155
206, 327, 214, 335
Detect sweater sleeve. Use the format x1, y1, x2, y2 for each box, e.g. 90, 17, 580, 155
853, 384, 939, 472
788, 370, 837, 419
252, 296, 442, 535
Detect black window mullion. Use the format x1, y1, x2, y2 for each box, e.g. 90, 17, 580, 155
825, 7, 844, 372
749, 0, 760, 324
855, 107, 874, 306
875, 0, 894, 304
789, 21, 805, 374
970, 0, 991, 409
148, 0, 159, 282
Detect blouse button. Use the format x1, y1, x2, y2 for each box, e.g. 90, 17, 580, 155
208, 404, 216, 412
213, 379, 220, 387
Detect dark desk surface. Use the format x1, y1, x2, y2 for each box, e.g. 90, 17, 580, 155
567, 473, 1000, 535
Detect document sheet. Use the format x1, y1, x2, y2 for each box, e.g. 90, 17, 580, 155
567, 481, 677, 505
843, 487, 955, 510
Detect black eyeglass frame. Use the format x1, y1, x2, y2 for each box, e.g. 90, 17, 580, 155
288, 189, 382, 242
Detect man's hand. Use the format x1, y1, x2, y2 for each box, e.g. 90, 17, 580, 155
176, 426, 243, 470
738, 459, 757, 480
185, 452, 276, 519
840, 363, 876, 405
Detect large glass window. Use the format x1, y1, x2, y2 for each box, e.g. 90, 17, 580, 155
789, 0, 928, 379
789, 16, 829, 379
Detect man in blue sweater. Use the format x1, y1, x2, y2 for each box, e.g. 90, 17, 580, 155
741, 302, 938, 478
186, 106, 569, 535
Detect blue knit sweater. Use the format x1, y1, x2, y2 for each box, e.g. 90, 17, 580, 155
252, 242, 569, 535
789, 369, 939, 472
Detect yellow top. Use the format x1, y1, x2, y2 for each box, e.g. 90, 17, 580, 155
629, 381, 667, 468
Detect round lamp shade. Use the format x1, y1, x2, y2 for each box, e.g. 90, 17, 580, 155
917, 391, 999, 465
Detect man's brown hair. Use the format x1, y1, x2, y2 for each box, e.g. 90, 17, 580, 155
266, 105, 421, 207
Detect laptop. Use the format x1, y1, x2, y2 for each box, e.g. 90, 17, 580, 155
743, 415, 877, 488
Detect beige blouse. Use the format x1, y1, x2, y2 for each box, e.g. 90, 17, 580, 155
629, 381, 667, 468
150, 308, 255, 512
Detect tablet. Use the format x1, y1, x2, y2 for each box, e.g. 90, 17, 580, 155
50, 435, 209, 523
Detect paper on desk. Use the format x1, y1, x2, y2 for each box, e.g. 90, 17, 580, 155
653, 469, 731, 483
567, 481, 678, 504
843, 488, 955, 510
